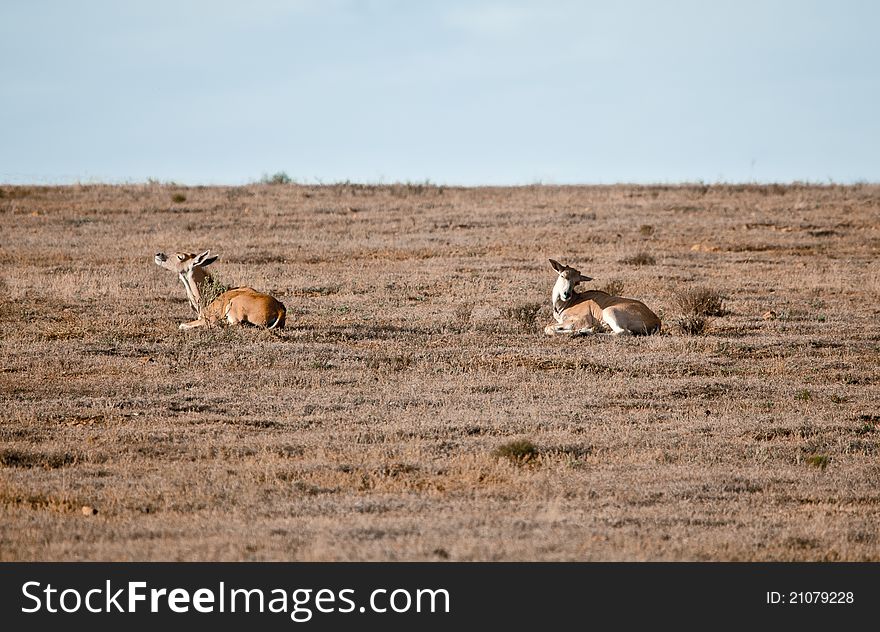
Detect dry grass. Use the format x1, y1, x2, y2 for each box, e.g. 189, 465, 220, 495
1, 182, 879, 561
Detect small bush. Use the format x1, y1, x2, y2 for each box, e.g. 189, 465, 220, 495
639, 224, 654, 236
676, 315, 709, 335
672, 285, 726, 335
493, 439, 538, 464
297, 285, 340, 297
170, 193, 187, 203
598, 279, 625, 296
501, 302, 542, 331
389, 180, 435, 197
261, 171, 293, 185
366, 354, 413, 372
805, 454, 830, 470
674, 286, 726, 317
198, 275, 230, 313
620, 251, 656, 266
448, 303, 472, 332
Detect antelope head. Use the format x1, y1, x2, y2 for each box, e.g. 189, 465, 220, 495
549, 259, 592, 309
154, 250, 219, 315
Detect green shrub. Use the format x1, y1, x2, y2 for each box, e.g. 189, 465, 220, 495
261, 171, 293, 185
198, 275, 230, 313
805, 455, 829, 470
493, 439, 539, 464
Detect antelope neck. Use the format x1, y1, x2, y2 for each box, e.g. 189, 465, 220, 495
553, 294, 571, 316
178, 271, 203, 315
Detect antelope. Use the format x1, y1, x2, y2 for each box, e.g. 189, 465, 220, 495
544, 259, 661, 336
154, 250, 286, 330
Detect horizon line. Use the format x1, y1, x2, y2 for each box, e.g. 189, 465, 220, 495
2, 177, 878, 188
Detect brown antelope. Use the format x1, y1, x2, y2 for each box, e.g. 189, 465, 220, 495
154, 250, 286, 330
544, 259, 660, 336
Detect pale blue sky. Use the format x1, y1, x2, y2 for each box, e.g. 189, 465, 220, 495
1, 0, 877, 185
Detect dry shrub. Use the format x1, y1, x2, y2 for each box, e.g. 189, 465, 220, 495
501, 302, 542, 332
620, 251, 656, 266
366, 353, 413, 372
171, 193, 187, 203
674, 286, 726, 317
449, 303, 472, 332
0, 448, 80, 469
672, 285, 727, 334
598, 279, 625, 296
676, 315, 709, 335
296, 285, 340, 297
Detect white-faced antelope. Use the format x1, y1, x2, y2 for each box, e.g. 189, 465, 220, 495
154, 250, 286, 330
544, 259, 660, 336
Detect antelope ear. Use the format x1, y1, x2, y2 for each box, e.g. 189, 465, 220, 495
549, 259, 565, 273
577, 275, 593, 283
192, 251, 218, 268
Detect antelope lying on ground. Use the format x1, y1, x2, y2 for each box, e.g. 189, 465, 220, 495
154, 250, 286, 330
544, 259, 660, 336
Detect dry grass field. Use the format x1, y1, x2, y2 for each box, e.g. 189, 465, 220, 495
1, 182, 878, 561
